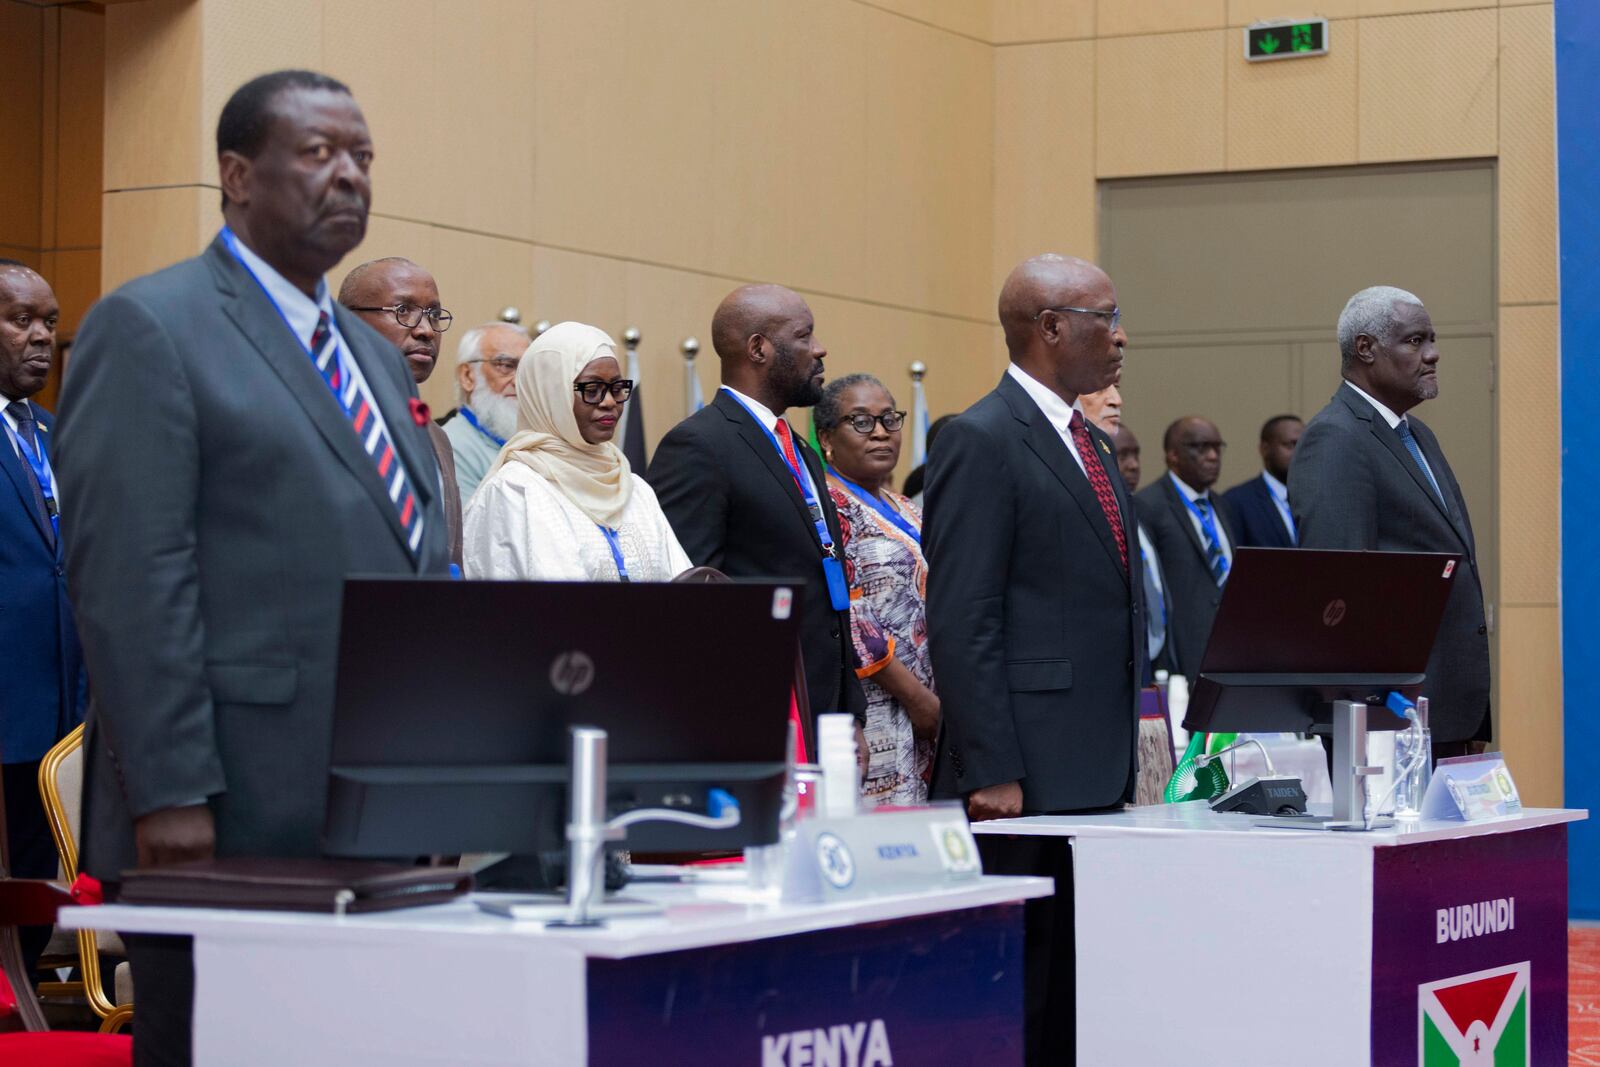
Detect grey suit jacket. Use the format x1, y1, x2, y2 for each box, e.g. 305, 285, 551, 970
55, 236, 451, 878
1134, 474, 1238, 681
1289, 382, 1490, 743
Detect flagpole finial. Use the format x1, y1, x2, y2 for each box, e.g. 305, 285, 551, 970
498, 306, 522, 324
681, 337, 700, 361
909, 360, 927, 381
623, 327, 641, 350
533, 319, 553, 338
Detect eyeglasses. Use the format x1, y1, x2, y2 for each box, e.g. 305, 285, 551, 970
1034, 305, 1121, 332
1180, 440, 1226, 456
348, 303, 453, 332
840, 411, 908, 435
573, 379, 635, 404
464, 356, 521, 375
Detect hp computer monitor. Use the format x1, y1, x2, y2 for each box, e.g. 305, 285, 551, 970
322, 578, 801, 858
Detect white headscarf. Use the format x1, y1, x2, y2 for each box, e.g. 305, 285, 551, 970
483, 321, 633, 527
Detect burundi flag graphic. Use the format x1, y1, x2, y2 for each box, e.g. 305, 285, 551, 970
1417, 961, 1530, 1066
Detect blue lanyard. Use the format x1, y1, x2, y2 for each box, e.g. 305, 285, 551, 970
596, 525, 630, 582
5, 417, 58, 534
219, 227, 348, 404
1177, 482, 1228, 562
830, 471, 921, 545
724, 392, 836, 557
458, 407, 507, 447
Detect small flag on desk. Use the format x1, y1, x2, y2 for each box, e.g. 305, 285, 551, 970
1163, 732, 1235, 803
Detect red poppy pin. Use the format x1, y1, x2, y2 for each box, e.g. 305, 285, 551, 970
409, 398, 431, 426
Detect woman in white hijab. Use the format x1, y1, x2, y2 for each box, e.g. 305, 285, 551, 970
462, 321, 692, 581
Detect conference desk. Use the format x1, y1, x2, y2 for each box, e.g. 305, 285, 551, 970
974, 803, 1585, 1065
62, 873, 1051, 1066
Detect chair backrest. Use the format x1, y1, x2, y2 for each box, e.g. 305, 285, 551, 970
38, 725, 85, 882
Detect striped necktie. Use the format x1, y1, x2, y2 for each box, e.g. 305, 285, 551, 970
309, 311, 425, 557
1194, 496, 1228, 585
1396, 418, 1445, 506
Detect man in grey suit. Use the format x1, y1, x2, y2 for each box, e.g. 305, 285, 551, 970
1290, 286, 1490, 759
55, 70, 449, 1065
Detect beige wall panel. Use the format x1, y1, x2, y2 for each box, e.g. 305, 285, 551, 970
864, 7, 994, 318
0, 247, 43, 270
1499, 4, 1558, 305
196, 0, 323, 187
530, 244, 628, 335
320, 0, 434, 230
1098, 0, 1225, 37
39, 7, 60, 252
1496, 605, 1561, 807
993, 42, 1097, 295
48, 248, 102, 339
1229, 0, 1359, 23
529, 0, 634, 258
1360, 0, 1493, 14
1, 0, 43, 251
863, 0, 992, 41
1226, 31, 1357, 170
100, 185, 211, 291
55, 6, 106, 251
1096, 30, 1226, 178
1357, 10, 1497, 163
991, 0, 1094, 44
327, 214, 439, 301
618, 260, 736, 449
104, 0, 203, 190
424, 0, 536, 240
1498, 304, 1558, 605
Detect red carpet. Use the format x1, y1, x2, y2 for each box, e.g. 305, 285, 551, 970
1574, 925, 1600, 1065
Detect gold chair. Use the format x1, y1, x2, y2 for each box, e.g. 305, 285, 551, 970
37, 725, 133, 1034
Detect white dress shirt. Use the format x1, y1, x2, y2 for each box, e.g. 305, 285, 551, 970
719, 385, 826, 502
462, 464, 692, 581
1005, 363, 1088, 475
1343, 379, 1441, 488
1168, 471, 1233, 563
1260, 469, 1295, 540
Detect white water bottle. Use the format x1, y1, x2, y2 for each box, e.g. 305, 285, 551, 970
817, 713, 859, 819
1166, 674, 1190, 750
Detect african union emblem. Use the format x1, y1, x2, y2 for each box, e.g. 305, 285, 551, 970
1418, 961, 1529, 1065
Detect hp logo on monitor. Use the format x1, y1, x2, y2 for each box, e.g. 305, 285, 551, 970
1322, 599, 1347, 627
550, 651, 596, 695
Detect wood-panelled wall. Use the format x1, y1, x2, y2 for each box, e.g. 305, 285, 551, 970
85, 0, 1559, 799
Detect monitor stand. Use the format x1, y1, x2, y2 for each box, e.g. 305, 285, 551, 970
1255, 700, 1394, 832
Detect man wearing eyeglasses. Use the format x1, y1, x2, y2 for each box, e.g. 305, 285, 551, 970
923, 253, 1141, 1065
1134, 416, 1237, 683
340, 257, 462, 567
442, 321, 530, 503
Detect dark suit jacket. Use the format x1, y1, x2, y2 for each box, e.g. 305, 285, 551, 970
923, 372, 1141, 813
426, 421, 464, 569
1135, 474, 1239, 681
1290, 382, 1490, 743
0, 404, 85, 765
1222, 473, 1295, 549
646, 389, 866, 737
55, 236, 451, 879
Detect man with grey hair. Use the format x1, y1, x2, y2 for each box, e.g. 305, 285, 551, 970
1290, 286, 1490, 761
441, 320, 530, 502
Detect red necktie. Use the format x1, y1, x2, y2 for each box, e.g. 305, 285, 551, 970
773, 419, 806, 490
1069, 409, 1128, 571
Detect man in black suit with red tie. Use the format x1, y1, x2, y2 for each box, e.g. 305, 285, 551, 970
923, 254, 1141, 1065
647, 284, 866, 744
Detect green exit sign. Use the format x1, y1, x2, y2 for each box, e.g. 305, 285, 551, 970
1245, 18, 1329, 62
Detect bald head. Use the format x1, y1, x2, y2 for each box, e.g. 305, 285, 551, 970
710, 283, 828, 414
994, 253, 1126, 407
337, 257, 444, 384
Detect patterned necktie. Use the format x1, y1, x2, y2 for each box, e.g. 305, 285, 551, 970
309, 311, 425, 557
7, 400, 53, 540
1068, 410, 1127, 571
1194, 496, 1228, 585
1396, 418, 1445, 505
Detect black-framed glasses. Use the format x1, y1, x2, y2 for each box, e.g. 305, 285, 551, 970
349, 303, 453, 331
1034, 305, 1121, 332
574, 379, 634, 404
841, 410, 908, 435
463, 356, 520, 374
